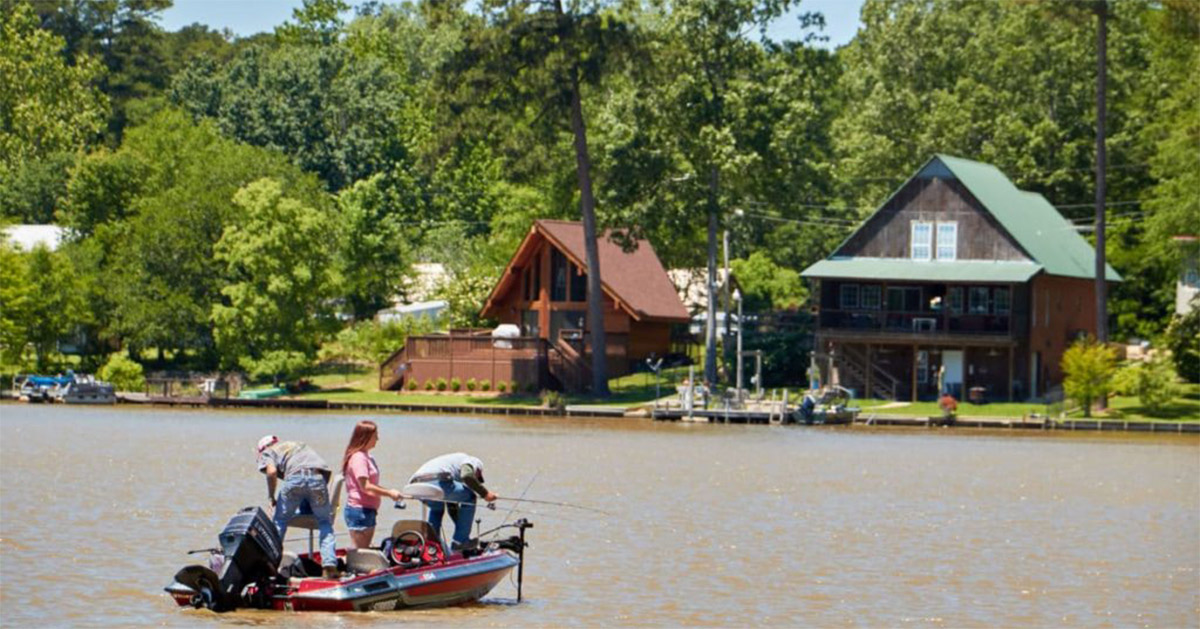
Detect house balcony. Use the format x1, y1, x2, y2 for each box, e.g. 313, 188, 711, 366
817, 310, 1017, 347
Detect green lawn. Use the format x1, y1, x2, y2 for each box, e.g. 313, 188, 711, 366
288, 364, 688, 409
856, 384, 1200, 422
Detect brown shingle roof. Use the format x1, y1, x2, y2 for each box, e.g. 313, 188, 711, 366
483, 220, 690, 322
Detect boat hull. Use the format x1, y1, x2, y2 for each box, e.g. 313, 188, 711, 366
166, 551, 518, 613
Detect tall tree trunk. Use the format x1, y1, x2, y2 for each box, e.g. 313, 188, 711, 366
704, 167, 719, 386
555, 1, 608, 396
1095, 0, 1108, 407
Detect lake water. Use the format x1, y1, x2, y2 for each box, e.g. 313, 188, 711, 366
1, 404, 1197, 627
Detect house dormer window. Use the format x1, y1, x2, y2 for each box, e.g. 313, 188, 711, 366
911, 221, 932, 260
937, 222, 958, 260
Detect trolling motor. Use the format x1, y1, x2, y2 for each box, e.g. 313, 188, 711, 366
170, 507, 282, 612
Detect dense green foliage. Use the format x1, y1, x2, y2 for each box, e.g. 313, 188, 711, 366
1112, 353, 1180, 415
2, 0, 1196, 388
98, 351, 146, 392
1062, 338, 1118, 417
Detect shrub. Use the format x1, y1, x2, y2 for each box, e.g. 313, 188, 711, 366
541, 389, 566, 411
466, 377, 477, 391
497, 380, 507, 393
525, 381, 539, 393
450, 377, 462, 392
405, 378, 418, 391
1062, 338, 1117, 417
1115, 354, 1181, 415
436, 377, 448, 392
424, 378, 435, 391
480, 379, 491, 392
98, 352, 145, 392
510, 381, 519, 394
1165, 297, 1199, 383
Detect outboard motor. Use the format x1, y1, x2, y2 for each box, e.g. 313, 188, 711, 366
172, 507, 282, 612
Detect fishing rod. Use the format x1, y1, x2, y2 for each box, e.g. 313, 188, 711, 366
494, 496, 610, 515
500, 470, 541, 527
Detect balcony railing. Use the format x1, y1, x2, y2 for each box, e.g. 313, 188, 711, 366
819, 310, 1012, 336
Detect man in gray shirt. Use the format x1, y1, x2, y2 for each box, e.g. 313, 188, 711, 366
409, 452, 497, 553
256, 435, 339, 578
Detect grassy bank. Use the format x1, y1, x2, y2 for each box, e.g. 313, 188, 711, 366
286, 365, 691, 409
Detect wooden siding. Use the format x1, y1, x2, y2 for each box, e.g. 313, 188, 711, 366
1028, 274, 1098, 390
839, 177, 1029, 261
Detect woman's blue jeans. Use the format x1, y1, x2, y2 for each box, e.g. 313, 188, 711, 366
424, 479, 476, 551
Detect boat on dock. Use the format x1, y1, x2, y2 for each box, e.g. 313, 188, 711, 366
14, 372, 115, 404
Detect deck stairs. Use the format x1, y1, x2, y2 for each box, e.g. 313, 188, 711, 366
837, 345, 903, 400
548, 339, 592, 394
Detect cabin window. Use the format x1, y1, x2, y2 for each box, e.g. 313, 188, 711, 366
887, 286, 921, 312
910, 221, 933, 260
936, 222, 958, 260
840, 284, 860, 309
861, 285, 881, 310
993, 287, 1010, 315
570, 263, 588, 302
551, 249, 569, 302
947, 287, 963, 314
969, 286, 990, 314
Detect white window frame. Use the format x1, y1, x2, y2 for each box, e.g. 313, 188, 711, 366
861, 285, 881, 310
840, 284, 860, 309
936, 222, 958, 260
947, 287, 963, 314
994, 287, 1011, 315
911, 221, 933, 260
969, 286, 990, 314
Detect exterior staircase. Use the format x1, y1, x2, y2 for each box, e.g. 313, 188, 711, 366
836, 345, 903, 400
547, 339, 592, 393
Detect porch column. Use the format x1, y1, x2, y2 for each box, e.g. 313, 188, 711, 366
911, 344, 918, 403
1008, 346, 1014, 401
866, 344, 873, 399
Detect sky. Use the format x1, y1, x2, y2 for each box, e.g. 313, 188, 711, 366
158, 0, 866, 49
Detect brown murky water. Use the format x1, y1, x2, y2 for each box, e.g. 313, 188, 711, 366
1, 404, 1197, 627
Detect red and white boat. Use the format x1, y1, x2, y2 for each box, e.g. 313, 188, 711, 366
165, 506, 531, 613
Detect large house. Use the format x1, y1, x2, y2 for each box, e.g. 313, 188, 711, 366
801, 155, 1120, 402
380, 220, 689, 392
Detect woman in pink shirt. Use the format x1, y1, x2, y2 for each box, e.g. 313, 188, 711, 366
341, 420, 402, 549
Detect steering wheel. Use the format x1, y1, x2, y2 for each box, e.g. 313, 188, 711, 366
389, 530, 427, 565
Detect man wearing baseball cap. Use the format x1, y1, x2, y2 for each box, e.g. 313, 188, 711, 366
408, 452, 497, 553
256, 435, 340, 578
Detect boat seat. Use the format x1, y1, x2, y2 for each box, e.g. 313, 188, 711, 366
390, 519, 439, 544
345, 549, 389, 574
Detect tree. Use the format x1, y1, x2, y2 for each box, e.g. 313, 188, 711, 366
335, 174, 412, 319
30, 0, 173, 140
730, 251, 807, 311
1113, 353, 1180, 416
212, 178, 341, 374
0, 3, 107, 221
171, 29, 419, 192
1165, 296, 1200, 383
22, 245, 88, 370
1061, 337, 1118, 417
0, 241, 33, 366
443, 0, 640, 395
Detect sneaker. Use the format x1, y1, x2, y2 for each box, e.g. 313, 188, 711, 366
322, 566, 341, 579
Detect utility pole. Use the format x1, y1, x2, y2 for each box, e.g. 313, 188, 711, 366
1095, 0, 1109, 408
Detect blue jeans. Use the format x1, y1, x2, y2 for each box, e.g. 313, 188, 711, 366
274, 473, 337, 568
425, 479, 476, 552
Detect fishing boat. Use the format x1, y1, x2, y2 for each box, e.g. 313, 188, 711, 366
15, 373, 73, 402
165, 506, 531, 613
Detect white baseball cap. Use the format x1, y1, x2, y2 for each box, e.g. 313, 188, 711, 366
256, 435, 278, 454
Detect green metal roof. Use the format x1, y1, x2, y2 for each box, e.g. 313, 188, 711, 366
804, 155, 1121, 283
934, 154, 1121, 281
802, 258, 1043, 282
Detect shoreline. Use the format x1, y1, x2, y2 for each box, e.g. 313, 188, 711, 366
4, 393, 1195, 434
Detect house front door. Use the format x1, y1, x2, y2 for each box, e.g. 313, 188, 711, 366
942, 350, 964, 398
